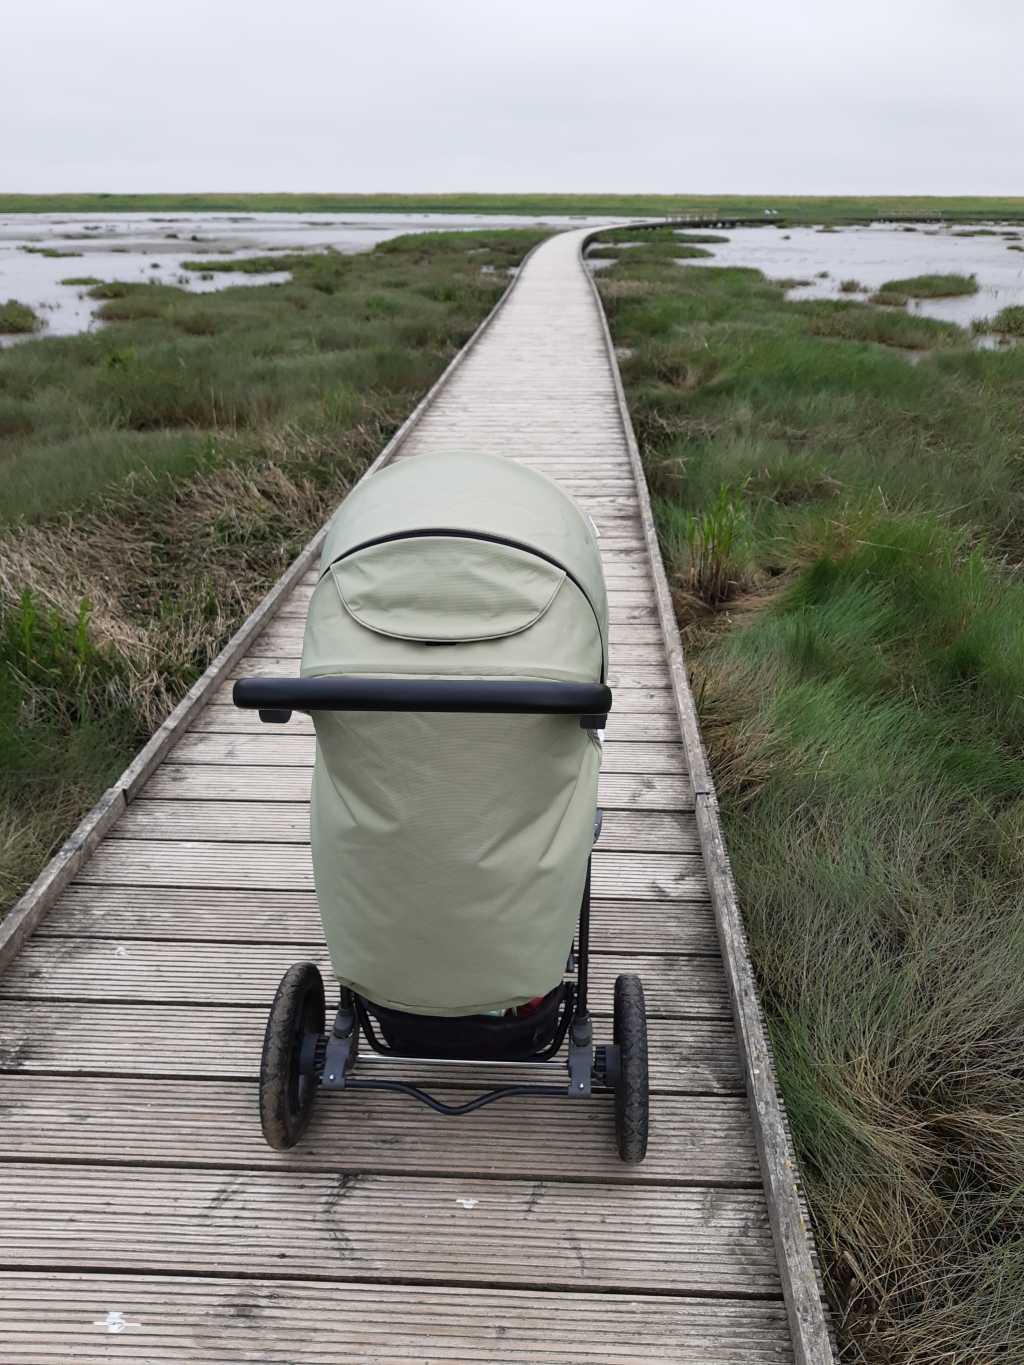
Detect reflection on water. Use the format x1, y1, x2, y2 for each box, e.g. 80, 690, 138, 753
677, 222, 1024, 328
0, 211, 619, 344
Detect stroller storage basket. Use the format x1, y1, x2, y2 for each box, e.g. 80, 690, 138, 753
365, 985, 568, 1061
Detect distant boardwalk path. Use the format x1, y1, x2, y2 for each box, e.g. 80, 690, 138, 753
0, 228, 832, 1362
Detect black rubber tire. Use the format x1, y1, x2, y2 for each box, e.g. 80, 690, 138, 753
259, 961, 325, 1151
613, 974, 650, 1164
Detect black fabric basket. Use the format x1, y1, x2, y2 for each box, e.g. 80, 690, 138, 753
367, 984, 566, 1060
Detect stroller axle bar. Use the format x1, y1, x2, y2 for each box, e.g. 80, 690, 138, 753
337, 1077, 609, 1116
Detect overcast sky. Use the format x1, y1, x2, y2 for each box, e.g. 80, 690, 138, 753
6, 0, 1022, 194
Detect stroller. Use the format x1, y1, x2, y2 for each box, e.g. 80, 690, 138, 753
234, 452, 650, 1162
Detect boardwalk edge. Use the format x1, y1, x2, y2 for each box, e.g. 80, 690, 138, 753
0, 235, 545, 974
582, 225, 836, 1365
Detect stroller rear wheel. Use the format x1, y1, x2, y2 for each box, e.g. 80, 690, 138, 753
613, 974, 649, 1164
260, 961, 325, 1151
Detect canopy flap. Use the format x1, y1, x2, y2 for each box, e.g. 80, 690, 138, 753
330, 536, 565, 643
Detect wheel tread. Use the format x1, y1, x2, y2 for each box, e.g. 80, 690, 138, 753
614, 973, 650, 1163
259, 961, 325, 1150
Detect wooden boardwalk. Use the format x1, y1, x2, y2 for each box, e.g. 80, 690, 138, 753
0, 229, 832, 1362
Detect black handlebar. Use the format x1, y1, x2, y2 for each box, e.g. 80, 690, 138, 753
232, 676, 612, 728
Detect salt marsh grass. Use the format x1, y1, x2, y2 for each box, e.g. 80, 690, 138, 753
0, 300, 41, 334
598, 234, 1024, 1362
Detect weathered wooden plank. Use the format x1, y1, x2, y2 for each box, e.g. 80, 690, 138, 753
0, 1076, 758, 1185
38, 884, 716, 954
0, 1164, 782, 1295
279, 592, 656, 622
255, 621, 671, 651
250, 620, 662, 654
192, 705, 680, 743
232, 646, 670, 681
112, 801, 697, 852
165, 732, 687, 774
230, 654, 674, 690
65, 840, 705, 902
141, 764, 695, 810
0, 788, 126, 976
0, 939, 729, 1017
305, 560, 654, 583
0, 1275, 795, 1363
0, 1001, 742, 1093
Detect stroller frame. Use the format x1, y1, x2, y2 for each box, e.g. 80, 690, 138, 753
235, 672, 650, 1163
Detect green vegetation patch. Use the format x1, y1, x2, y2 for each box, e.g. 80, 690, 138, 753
59, 276, 102, 287
989, 305, 1024, 336
800, 298, 963, 350
181, 254, 294, 274
85, 281, 131, 299
21, 245, 83, 258
589, 238, 713, 263
868, 289, 909, 307
3, 193, 1024, 224
592, 226, 682, 243
0, 299, 42, 334
878, 272, 978, 297
598, 246, 1024, 1360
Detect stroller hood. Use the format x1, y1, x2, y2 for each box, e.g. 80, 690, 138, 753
316, 450, 608, 671
302, 452, 607, 1016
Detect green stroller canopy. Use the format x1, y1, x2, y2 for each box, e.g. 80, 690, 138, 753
302, 452, 608, 1016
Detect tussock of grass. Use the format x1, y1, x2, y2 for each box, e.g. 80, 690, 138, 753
838, 278, 862, 293
869, 289, 909, 307
879, 272, 978, 298
93, 285, 192, 324
801, 298, 963, 350
181, 254, 293, 275
21, 246, 83, 258
989, 305, 1024, 336
85, 281, 131, 300
661, 484, 751, 607
589, 238, 712, 262
594, 226, 682, 244
0, 228, 547, 910
0, 300, 42, 334
675, 231, 730, 244
599, 247, 1024, 1361
59, 276, 102, 287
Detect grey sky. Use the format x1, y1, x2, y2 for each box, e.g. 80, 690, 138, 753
6, 0, 1022, 194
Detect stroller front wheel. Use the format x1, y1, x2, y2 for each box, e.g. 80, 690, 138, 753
613, 974, 650, 1164
259, 961, 325, 1151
